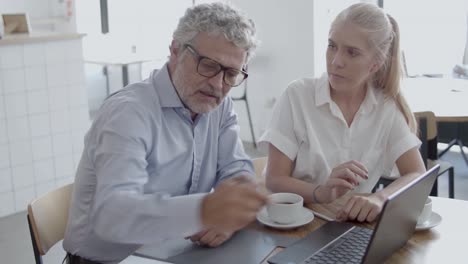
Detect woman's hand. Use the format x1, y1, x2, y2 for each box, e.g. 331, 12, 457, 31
317, 160, 368, 203
336, 193, 386, 222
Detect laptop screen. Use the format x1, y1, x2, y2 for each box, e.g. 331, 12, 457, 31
362, 165, 440, 263
268, 165, 440, 264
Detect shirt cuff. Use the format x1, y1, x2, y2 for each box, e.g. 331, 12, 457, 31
230, 170, 255, 179
163, 193, 207, 237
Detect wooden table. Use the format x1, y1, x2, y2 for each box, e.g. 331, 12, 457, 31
136, 196, 468, 263
86, 57, 152, 96
401, 77, 468, 122
402, 77, 468, 163
257, 196, 468, 264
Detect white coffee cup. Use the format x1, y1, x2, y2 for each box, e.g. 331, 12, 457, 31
266, 193, 304, 224
417, 197, 432, 225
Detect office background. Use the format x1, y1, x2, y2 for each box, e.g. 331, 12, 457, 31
0, 0, 467, 263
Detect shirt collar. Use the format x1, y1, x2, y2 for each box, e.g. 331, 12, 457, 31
360, 82, 378, 115
315, 73, 378, 114
315, 73, 332, 107
152, 63, 185, 108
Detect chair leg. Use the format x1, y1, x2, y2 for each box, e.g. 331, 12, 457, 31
438, 138, 457, 157
244, 100, 257, 148
448, 167, 455, 199
27, 215, 43, 264
429, 178, 438, 197
457, 139, 468, 165
439, 139, 468, 165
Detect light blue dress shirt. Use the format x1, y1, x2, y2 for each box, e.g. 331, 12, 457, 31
63, 64, 254, 263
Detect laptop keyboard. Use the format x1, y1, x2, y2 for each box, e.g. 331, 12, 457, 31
302, 226, 373, 264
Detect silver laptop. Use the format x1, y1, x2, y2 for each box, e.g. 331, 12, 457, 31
268, 165, 440, 264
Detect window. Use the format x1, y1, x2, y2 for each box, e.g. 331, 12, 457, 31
385, 0, 468, 76
76, 0, 193, 60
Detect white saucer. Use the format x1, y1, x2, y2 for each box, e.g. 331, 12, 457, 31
415, 211, 442, 231
256, 207, 314, 230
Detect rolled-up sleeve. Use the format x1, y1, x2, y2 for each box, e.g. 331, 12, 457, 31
259, 89, 299, 161
89, 103, 205, 244
214, 98, 255, 185
385, 110, 421, 171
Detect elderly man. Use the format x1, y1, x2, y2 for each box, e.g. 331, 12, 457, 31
63, 2, 267, 263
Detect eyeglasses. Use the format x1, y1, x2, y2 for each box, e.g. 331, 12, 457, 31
184, 44, 248, 87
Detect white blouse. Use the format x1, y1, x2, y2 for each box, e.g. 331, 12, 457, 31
259, 74, 421, 193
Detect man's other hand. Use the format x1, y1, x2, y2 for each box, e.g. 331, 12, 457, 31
187, 228, 233, 247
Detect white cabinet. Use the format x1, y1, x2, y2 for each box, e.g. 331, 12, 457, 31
0, 34, 89, 217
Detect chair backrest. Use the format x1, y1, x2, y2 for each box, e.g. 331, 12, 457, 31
414, 111, 437, 141
414, 111, 438, 161
252, 157, 267, 179
27, 183, 73, 261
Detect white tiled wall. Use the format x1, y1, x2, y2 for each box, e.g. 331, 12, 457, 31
0, 38, 90, 217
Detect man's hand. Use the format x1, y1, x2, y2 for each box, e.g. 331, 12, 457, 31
336, 193, 385, 222
200, 176, 268, 232
187, 228, 233, 247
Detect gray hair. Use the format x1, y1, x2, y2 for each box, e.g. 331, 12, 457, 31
173, 2, 258, 61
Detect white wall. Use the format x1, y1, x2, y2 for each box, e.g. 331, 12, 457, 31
0, 38, 90, 217
0, 0, 87, 217
79, 0, 369, 144
313, 0, 360, 76
76, 0, 191, 60
79, 0, 363, 144
0, 0, 76, 32
197, 0, 361, 143
465, 13, 468, 64
0, 0, 40, 16
386, 0, 468, 76
76, 0, 191, 114
80, 0, 318, 144
216, 0, 316, 143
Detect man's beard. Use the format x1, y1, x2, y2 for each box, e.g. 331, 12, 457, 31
172, 68, 221, 114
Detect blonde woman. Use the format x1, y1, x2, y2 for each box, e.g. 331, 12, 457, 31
260, 3, 426, 223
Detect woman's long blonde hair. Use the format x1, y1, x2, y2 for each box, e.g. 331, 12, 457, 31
332, 3, 417, 133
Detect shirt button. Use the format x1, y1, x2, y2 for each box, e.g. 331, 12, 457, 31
342, 135, 351, 148
345, 149, 350, 159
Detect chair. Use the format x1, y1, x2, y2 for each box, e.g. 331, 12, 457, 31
231, 74, 257, 148
414, 111, 455, 198
374, 112, 455, 198
27, 183, 73, 264
438, 122, 468, 165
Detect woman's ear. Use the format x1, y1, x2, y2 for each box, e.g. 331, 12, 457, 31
369, 57, 383, 74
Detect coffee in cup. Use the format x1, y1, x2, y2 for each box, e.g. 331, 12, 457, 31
266, 193, 304, 224
417, 197, 432, 225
